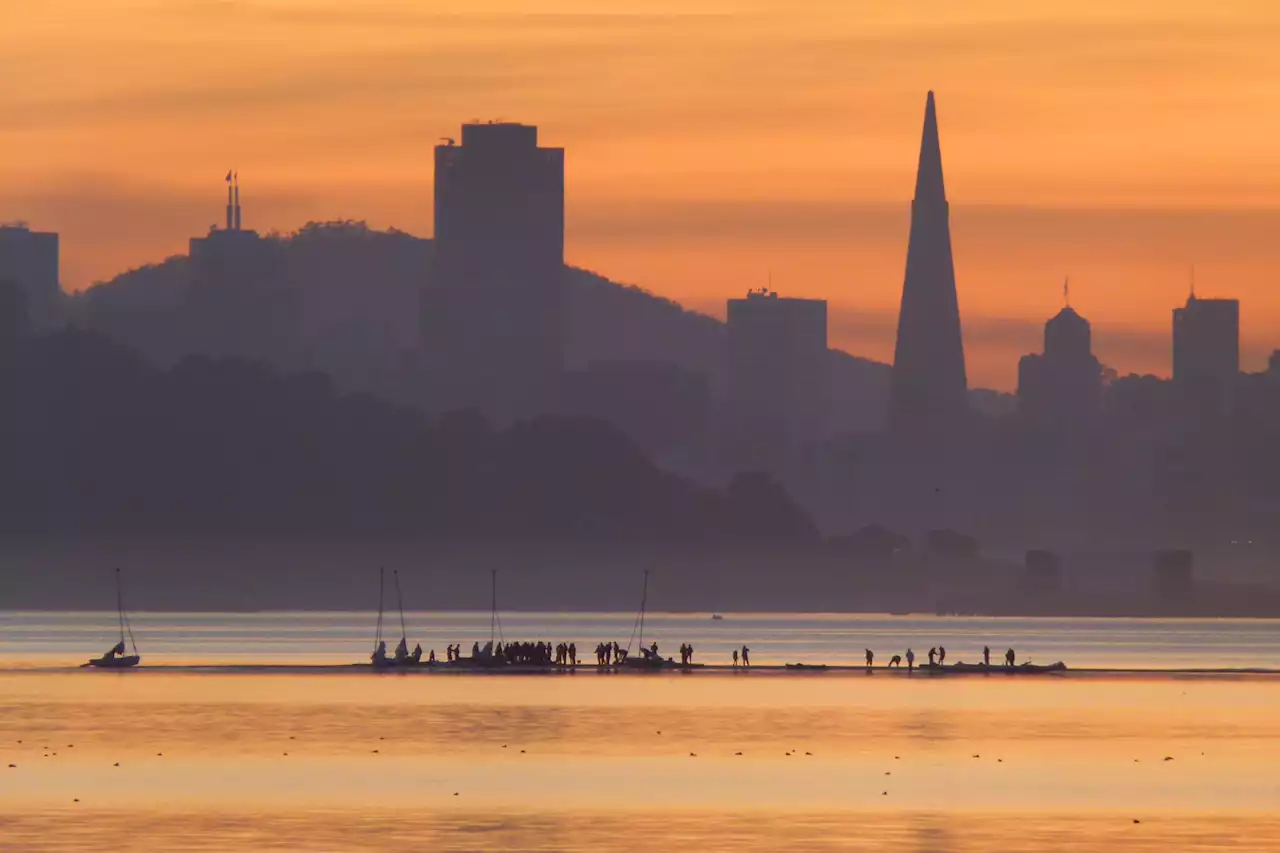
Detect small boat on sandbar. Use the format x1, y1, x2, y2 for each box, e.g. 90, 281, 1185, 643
453, 570, 512, 669
785, 663, 828, 670
83, 568, 141, 669
370, 568, 424, 669
924, 661, 1067, 675
620, 570, 674, 670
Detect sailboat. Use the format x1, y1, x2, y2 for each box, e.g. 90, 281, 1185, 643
371, 568, 422, 669
621, 570, 668, 670
84, 568, 141, 668
460, 569, 505, 668
392, 570, 422, 665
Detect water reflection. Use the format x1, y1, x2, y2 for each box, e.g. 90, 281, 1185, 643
2, 811, 1279, 853
1, 672, 1279, 851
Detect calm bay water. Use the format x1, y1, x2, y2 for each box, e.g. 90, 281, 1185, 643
2, 614, 1279, 851
3, 611, 1280, 669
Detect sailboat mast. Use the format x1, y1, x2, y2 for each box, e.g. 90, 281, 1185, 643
394, 570, 407, 642
375, 567, 385, 648
490, 569, 497, 645
638, 569, 649, 650
116, 568, 125, 645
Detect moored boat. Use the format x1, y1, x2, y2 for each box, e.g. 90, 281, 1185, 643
370, 568, 424, 669
927, 661, 1068, 675
84, 568, 141, 669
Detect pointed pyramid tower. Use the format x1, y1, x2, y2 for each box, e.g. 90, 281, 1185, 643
889, 91, 968, 438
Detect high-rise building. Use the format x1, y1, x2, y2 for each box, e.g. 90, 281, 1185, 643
1173, 295, 1238, 386
424, 122, 565, 422
185, 175, 292, 362
1017, 290, 1103, 427
0, 223, 60, 330
725, 289, 827, 472
889, 92, 968, 439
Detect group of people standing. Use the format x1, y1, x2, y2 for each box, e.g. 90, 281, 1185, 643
870, 645, 1019, 671
412, 640, 1028, 671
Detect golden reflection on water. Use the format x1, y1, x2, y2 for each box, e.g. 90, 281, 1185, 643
2, 673, 1278, 851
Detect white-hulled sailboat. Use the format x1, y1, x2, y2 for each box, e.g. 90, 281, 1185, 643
84, 568, 141, 668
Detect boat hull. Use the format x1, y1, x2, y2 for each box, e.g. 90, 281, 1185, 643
84, 655, 141, 669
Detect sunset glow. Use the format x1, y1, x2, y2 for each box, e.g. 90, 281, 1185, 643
5, 0, 1280, 386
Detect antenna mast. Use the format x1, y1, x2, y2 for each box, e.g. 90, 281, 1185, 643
224, 170, 234, 231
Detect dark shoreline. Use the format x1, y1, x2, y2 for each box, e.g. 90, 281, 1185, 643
9, 663, 1280, 678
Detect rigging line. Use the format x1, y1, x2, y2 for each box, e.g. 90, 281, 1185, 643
626, 570, 649, 655
117, 568, 139, 655
394, 570, 408, 642
375, 567, 385, 648
116, 567, 125, 644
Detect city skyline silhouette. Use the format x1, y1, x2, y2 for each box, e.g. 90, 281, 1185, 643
7, 3, 1280, 388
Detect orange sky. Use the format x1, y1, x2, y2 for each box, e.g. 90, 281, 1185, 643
4, 0, 1280, 388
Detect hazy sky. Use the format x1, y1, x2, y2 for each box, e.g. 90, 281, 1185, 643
5, 0, 1280, 388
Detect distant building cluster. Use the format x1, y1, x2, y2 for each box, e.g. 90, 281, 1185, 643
1, 95, 1275, 483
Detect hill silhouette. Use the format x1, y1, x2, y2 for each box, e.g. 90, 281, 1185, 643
65, 221, 890, 432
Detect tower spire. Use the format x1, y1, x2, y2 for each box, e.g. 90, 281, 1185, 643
913, 91, 946, 204
1064, 275, 1070, 307
233, 172, 241, 231
889, 91, 968, 441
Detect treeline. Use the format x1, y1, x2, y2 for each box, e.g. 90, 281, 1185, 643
0, 328, 817, 544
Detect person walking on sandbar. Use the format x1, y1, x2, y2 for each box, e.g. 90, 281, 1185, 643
865, 649, 874, 669
732, 648, 740, 668
983, 646, 990, 667
906, 648, 915, 672
741, 646, 750, 668
1005, 648, 1016, 668
928, 647, 937, 666
938, 646, 946, 665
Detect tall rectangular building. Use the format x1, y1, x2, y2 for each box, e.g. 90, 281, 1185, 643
726, 290, 827, 472
0, 224, 60, 330
1173, 295, 1239, 385
1173, 295, 1239, 417
184, 178, 293, 364
424, 122, 565, 422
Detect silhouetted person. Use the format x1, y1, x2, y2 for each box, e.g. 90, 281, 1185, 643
888, 655, 902, 667
411, 643, 422, 663
472, 641, 480, 659
428, 648, 436, 664
372, 640, 388, 665
906, 648, 915, 672
742, 645, 750, 668
928, 647, 937, 666
732, 649, 739, 668
570, 642, 577, 666
938, 646, 946, 665
865, 649, 874, 668
687, 644, 694, 663
1005, 648, 1016, 668
983, 646, 990, 667
612, 641, 621, 663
